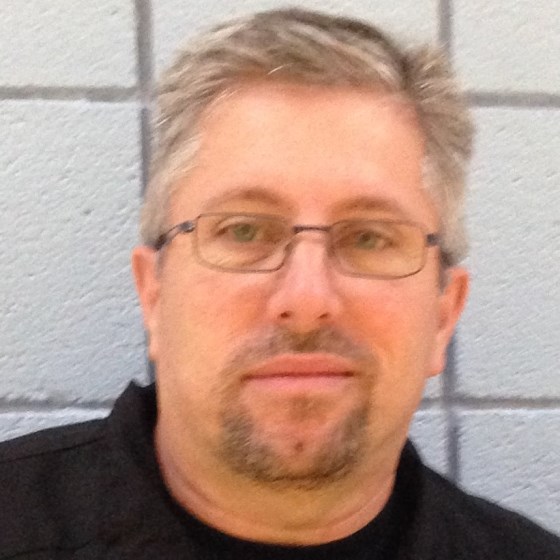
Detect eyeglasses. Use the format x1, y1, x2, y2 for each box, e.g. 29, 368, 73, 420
154, 212, 440, 279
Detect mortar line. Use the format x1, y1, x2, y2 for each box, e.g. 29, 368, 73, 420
437, 0, 462, 488
450, 398, 560, 410
134, 0, 156, 385
438, 0, 453, 54
134, 0, 155, 197
469, 91, 560, 109
0, 86, 136, 102
3, 396, 556, 411
0, 401, 114, 412
418, 398, 445, 410
442, 337, 460, 483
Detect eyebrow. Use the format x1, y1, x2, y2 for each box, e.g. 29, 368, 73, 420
199, 186, 414, 222
200, 186, 293, 213
333, 196, 415, 221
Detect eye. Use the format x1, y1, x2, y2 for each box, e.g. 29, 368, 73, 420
354, 229, 388, 250
230, 222, 259, 243
336, 224, 393, 251
212, 216, 286, 246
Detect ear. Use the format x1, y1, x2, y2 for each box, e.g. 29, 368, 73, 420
131, 245, 161, 361
428, 266, 469, 377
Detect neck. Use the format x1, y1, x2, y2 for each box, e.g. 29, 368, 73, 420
154, 420, 402, 546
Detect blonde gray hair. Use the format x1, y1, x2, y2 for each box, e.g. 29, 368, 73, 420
142, 8, 474, 265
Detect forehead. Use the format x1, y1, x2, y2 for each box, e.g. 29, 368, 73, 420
171, 82, 437, 226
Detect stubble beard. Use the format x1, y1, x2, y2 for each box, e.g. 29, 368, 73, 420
218, 395, 370, 489
214, 325, 376, 489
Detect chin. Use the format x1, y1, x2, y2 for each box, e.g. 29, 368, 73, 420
217, 400, 369, 488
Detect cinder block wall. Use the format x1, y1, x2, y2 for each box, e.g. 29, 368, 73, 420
1, 0, 558, 535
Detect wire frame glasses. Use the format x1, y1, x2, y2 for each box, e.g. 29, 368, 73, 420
154, 212, 440, 279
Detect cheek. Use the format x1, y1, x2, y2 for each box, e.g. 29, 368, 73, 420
347, 281, 440, 372
156, 270, 275, 441
346, 284, 441, 439
159, 268, 266, 375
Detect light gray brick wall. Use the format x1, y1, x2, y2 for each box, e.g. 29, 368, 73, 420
0, 1, 137, 89
0, 0, 558, 536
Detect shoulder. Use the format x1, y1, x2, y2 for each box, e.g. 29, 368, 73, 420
0, 419, 109, 558
0, 417, 108, 483
0, 417, 105, 463
419, 465, 560, 559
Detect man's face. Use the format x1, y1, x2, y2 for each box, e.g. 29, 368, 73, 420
133, 83, 468, 486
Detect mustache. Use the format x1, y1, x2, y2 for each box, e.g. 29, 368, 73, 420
223, 325, 376, 375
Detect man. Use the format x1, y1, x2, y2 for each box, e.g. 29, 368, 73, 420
1, 8, 558, 559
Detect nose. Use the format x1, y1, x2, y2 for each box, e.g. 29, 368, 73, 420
265, 233, 343, 333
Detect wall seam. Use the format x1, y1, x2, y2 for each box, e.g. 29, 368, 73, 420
442, 338, 460, 482
438, 0, 453, 53
0, 86, 135, 102
438, 0, 460, 484
0, 408, 110, 416
0, 400, 116, 411
469, 91, 560, 108
3, 398, 557, 410
451, 400, 560, 409
134, 0, 154, 195
134, 0, 156, 386
3, 90, 559, 110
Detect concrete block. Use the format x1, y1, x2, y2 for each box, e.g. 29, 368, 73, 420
458, 410, 560, 536
0, 409, 108, 443
423, 374, 442, 400
410, 409, 449, 476
454, 0, 560, 93
0, 100, 146, 403
457, 108, 560, 398
0, 1, 136, 88
153, 0, 439, 72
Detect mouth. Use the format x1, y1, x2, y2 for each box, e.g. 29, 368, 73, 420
242, 354, 357, 392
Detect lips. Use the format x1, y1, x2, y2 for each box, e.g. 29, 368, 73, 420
242, 353, 356, 390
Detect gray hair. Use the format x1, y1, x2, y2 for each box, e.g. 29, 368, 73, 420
142, 8, 474, 266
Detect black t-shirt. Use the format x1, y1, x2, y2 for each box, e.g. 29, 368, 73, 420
1, 382, 559, 559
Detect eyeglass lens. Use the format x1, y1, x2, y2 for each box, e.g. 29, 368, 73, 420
193, 213, 428, 278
